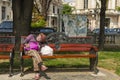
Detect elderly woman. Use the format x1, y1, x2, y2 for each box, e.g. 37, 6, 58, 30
23, 33, 47, 79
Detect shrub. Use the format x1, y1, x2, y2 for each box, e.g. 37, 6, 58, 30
31, 17, 46, 28
116, 6, 120, 11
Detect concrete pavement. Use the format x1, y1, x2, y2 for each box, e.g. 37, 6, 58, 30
0, 68, 120, 80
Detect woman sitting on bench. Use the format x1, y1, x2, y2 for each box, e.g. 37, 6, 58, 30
23, 33, 47, 80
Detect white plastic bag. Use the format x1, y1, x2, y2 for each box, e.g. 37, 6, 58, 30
40, 45, 53, 56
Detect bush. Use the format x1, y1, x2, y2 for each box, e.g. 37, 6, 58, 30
116, 6, 120, 11
31, 19, 46, 28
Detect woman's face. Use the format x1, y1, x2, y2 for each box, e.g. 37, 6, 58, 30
36, 35, 42, 42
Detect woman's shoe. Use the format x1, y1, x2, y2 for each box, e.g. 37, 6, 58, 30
41, 65, 48, 71
34, 73, 41, 80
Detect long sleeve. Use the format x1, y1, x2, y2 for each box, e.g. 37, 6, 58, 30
23, 34, 36, 44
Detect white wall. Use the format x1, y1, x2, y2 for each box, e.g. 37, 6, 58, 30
118, 16, 120, 28
117, 0, 120, 6
88, 0, 96, 9
75, 0, 84, 9
108, 0, 115, 9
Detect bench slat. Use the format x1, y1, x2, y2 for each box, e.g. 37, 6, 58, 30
48, 44, 98, 52
22, 54, 96, 59
20, 44, 98, 52
0, 44, 14, 52
0, 55, 10, 59
53, 47, 91, 52
49, 44, 92, 48
41, 54, 96, 58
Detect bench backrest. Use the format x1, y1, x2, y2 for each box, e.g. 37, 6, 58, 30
48, 43, 98, 52
20, 36, 98, 52
0, 36, 15, 52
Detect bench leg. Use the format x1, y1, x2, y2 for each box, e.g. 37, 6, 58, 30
89, 50, 99, 74
92, 54, 99, 74
9, 51, 14, 77
94, 52, 99, 74
89, 58, 94, 70
20, 52, 24, 77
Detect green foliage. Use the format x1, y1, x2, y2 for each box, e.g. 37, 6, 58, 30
116, 6, 120, 11
62, 4, 73, 14
31, 19, 46, 28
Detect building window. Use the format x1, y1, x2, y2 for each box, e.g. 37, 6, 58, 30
53, 5, 55, 13
52, 19, 55, 26
84, 0, 88, 9
57, 8, 59, 14
105, 18, 110, 28
1, 6, 6, 20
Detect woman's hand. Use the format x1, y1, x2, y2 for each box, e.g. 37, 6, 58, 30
24, 43, 30, 48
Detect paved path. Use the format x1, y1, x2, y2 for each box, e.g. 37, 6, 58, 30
0, 68, 120, 80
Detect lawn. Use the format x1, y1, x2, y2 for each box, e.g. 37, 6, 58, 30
0, 51, 120, 76
98, 51, 120, 76
43, 51, 120, 76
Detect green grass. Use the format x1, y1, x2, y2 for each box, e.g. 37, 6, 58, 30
98, 51, 120, 76
45, 51, 120, 76
44, 51, 120, 76
0, 51, 120, 76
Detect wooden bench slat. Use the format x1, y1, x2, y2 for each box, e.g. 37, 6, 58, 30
22, 55, 31, 59
41, 54, 96, 58
0, 55, 10, 59
22, 54, 96, 59
48, 44, 98, 52
20, 44, 98, 52
53, 47, 91, 51
0, 44, 14, 52
49, 44, 93, 48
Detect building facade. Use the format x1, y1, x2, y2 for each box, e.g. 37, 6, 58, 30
72, 0, 120, 30
47, 0, 63, 31
0, 0, 12, 23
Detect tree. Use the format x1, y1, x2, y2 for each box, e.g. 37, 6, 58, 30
12, 0, 33, 51
98, 0, 107, 50
34, 0, 52, 20
62, 4, 73, 14
32, 5, 46, 28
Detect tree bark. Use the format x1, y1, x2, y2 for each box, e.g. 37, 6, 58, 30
12, 0, 33, 51
98, 0, 106, 50
39, 0, 52, 20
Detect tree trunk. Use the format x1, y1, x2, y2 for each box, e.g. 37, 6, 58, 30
39, 0, 52, 20
12, 0, 33, 51
98, 0, 106, 50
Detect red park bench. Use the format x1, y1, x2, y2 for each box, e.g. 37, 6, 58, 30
0, 36, 15, 77
20, 33, 99, 76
